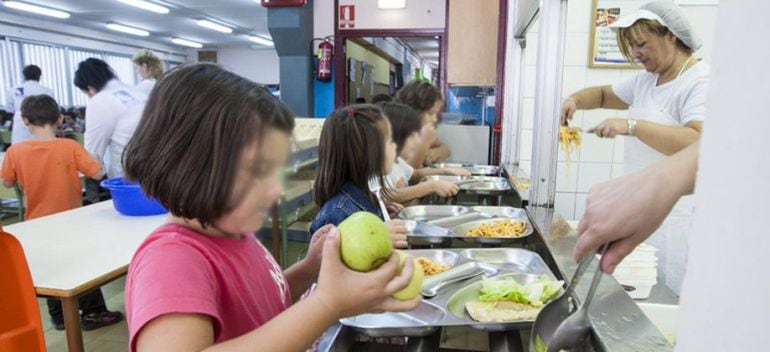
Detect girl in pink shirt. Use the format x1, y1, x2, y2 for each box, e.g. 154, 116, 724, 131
122, 63, 419, 352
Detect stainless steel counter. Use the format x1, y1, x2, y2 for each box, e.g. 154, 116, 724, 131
518, 172, 676, 352
315, 167, 675, 351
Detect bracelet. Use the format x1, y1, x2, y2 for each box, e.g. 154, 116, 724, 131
627, 119, 637, 136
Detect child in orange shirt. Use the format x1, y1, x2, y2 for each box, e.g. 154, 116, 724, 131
0, 94, 123, 331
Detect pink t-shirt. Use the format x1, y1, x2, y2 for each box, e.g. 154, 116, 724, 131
125, 223, 292, 351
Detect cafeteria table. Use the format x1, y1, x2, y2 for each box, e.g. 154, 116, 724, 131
4, 201, 166, 352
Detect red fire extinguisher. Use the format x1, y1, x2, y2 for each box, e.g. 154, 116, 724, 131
317, 38, 333, 81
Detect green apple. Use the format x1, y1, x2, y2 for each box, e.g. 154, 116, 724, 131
338, 211, 394, 272
392, 250, 425, 301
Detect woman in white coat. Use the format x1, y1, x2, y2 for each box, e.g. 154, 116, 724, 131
74, 58, 147, 178
561, 1, 707, 294
132, 49, 164, 95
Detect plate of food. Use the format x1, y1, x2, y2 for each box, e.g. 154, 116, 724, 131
445, 273, 564, 331
452, 218, 533, 244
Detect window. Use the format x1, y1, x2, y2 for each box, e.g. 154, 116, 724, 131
104, 53, 137, 86
1, 38, 177, 109
21, 43, 69, 106
0, 40, 22, 111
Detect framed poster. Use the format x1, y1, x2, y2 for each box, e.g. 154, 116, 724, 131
588, 0, 639, 68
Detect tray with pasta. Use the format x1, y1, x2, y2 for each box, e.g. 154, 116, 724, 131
451, 217, 534, 245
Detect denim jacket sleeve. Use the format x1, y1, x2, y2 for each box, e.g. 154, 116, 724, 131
309, 203, 354, 234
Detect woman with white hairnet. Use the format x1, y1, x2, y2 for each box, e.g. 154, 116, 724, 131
561, 0, 707, 295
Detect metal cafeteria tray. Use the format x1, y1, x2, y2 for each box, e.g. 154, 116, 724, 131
465, 164, 501, 176
445, 273, 556, 332
398, 205, 471, 222
339, 248, 555, 337
420, 175, 512, 194
451, 215, 534, 245
430, 163, 500, 176
470, 206, 527, 219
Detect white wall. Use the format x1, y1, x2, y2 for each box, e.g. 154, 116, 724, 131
337, 0, 446, 30
216, 48, 280, 85
518, 0, 719, 221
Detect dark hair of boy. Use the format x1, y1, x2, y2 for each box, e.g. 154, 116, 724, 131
73, 58, 116, 92
378, 102, 421, 155
23, 65, 42, 81
395, 80, 443, 113
123, 63, 295, 227
371, 94, 393, 104
354, 97, 366, 104
20, 95, 60, 126
314, 104, 391, 207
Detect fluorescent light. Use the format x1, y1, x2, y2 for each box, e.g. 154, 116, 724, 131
116, 0, 169, 14
248, 35, 274, 47
197, 19, 232, 34
172, 37, 203, 48
106, 23, 150, 37
378, 0, 406, 9
3, 1, 70, 19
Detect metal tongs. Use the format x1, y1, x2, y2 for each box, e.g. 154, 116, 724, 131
530, 243, 609, 352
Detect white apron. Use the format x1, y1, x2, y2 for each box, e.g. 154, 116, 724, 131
624, 106, 694, 296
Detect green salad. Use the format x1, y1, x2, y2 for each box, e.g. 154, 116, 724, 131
478, 275, 564, 307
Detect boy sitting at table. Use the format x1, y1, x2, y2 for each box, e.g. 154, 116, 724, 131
0, 94, 123, 331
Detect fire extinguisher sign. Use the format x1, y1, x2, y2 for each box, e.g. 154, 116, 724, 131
339, 5, 355, 29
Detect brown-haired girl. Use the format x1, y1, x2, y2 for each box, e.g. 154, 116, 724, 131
122, 64, 419, 351
311, 104, 409, 248
396, 80, 451, 168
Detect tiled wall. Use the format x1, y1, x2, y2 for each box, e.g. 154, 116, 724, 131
517, 0, 718, 221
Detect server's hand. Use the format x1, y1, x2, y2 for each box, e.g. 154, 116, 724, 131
561, 97, 577, 125
573, 142, 698, 273
587, 118, 628, 138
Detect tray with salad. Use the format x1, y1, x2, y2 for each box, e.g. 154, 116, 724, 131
339, 248, 563, 336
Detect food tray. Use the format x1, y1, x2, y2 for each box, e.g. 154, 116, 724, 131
400, 206, 532, 245
339, 248, 555, 337
398, 205, 471, 222
420, 175, 512, 194
470, 206, 527, 219
465, 164, 501, 176
451, 218, 534, 245
445, 273, 550, 331
429, 163, 501, 176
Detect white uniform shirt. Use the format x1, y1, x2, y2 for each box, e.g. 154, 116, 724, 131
84, 79, 148, 178
6, 80, 54, 144
612, 61, 710, 127
135, 79, 156, 96
386, 157, 414, 189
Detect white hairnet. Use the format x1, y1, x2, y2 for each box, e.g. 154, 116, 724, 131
641, 0, 702, 51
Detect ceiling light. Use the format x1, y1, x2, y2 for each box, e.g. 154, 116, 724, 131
197, 19, 233, 34
116, 0, 169, 14
172, 37, 203, 48
2, 1, 70, 19
248, 35, 274, 47
106, 23, 150, 37
378, 0, 406, 9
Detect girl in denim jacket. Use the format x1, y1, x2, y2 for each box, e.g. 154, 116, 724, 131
311, 104, 408, 248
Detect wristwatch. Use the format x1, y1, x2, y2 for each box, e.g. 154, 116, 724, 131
627, 119, 637, 136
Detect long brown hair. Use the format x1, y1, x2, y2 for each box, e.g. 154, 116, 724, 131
314, 104, 391, 207
123, 63, 294, 227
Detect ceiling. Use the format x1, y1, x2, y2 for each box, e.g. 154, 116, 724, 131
1, 0, 272, 48
398, 36, 440, 67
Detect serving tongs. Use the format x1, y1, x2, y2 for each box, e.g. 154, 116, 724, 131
530, 243, 609, 352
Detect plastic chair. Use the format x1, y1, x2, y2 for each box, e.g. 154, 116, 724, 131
0, 226, 46, 351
